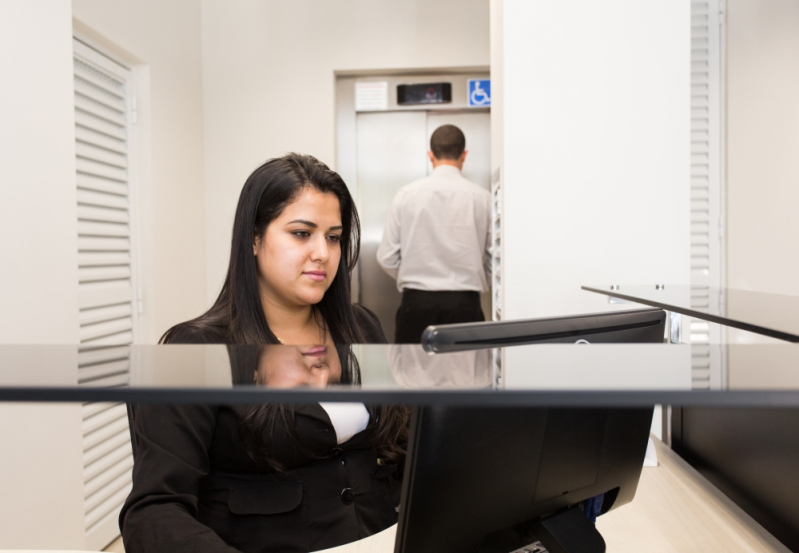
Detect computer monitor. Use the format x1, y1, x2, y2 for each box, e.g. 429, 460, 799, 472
395, 405, 653, 553
397, 309, 664, 552
421, 308, 666, 353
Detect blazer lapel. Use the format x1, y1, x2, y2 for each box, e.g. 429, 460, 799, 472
294, 402, 334, 426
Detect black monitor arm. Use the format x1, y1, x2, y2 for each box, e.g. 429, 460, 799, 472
531, 506, 606, 553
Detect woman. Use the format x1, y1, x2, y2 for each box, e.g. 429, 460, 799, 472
121, 154, 408, 553
161, 153, 381, 346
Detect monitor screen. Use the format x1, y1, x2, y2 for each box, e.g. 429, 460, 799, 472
396, 405, 653, 553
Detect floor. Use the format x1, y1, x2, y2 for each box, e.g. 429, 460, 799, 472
103, 537, 124, 552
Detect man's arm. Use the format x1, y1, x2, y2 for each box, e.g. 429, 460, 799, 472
376, 196, 402, 280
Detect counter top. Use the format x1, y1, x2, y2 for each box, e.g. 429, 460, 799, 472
1, 343, 798, 406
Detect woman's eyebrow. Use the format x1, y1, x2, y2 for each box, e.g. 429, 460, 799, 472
286, 219, 343, 231
287, 219, 317, 227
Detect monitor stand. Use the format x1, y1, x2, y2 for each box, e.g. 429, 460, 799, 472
530, 506, 606, 553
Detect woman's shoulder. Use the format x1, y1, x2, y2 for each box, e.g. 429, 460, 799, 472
162, 323, 228, 344
352, 304, 388, 344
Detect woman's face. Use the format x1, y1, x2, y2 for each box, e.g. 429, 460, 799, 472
255, 345, 342, 388
254, 187, 343, 308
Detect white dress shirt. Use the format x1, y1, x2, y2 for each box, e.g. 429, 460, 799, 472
376, 165, 491, 292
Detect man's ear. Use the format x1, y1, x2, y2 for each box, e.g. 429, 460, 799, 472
427, 150, 437, 165
460, 150, 468, 164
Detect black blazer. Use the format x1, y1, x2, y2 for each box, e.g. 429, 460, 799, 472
120, 305, 397, 553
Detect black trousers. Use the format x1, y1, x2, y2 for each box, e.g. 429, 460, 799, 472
395, 289, 485, 344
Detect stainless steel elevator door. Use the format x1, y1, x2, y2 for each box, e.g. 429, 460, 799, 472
356, 109, 491, 342
357, 111, 428, 341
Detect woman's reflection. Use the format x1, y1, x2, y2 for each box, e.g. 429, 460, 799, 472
229, 344, 385, 469
122, 344, 407, 553
248, 345, 343, 388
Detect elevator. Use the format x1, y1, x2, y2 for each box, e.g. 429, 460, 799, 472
336, 71, 491, 341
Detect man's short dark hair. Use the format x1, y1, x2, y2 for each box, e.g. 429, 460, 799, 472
430, 125, 466, 160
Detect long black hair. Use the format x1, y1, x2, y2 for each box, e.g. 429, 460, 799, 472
161, 153, 363, 344
162, 154, 407, 470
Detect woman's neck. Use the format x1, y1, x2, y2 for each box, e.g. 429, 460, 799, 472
260, 294, 323, 344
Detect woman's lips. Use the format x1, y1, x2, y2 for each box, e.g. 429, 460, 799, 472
302, 346, 327, 357
304, 271, 327, 282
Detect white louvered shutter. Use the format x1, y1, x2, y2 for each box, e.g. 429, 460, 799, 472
689, 1, 725, 389
73, 38, 136, 551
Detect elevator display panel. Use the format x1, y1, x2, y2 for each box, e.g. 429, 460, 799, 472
397, 83, 452, 105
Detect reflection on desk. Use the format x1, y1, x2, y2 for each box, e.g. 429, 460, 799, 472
3, 343, 799, 402
386, 345, 492, 388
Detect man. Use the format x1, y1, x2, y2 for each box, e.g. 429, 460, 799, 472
377, 124, 491, 343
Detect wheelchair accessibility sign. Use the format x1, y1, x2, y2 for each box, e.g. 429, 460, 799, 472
468, 79, 491, 107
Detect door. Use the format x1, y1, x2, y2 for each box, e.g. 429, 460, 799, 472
357, 111, 428, 341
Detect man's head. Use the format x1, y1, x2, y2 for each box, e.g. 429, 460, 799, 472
429, 125, 467, 169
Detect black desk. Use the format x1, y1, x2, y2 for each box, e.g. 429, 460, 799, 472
1, 343, 798, 551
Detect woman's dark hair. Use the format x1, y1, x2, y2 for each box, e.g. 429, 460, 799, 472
162, 153, 407, 470
161, 153, 363, 345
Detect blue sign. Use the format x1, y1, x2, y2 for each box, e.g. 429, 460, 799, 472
467, 79, 491, 107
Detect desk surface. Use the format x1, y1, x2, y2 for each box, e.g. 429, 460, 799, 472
582, 285, 799, 343
2, 344, 799, 406
320, 439, 790, 553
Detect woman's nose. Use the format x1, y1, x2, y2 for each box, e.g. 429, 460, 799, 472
311, 369, 329, 388
310, 235, 330, 263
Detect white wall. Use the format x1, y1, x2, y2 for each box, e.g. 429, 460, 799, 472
490, 0, 504, 317
0, 0, 80, 344
0, 402, 85, 549
726, 0, 799, 297
0, 5, 86, 549
0, 348, 84, 550
201, 0, 491, 304
494, 0, 691, 320
72, 0, 207, 342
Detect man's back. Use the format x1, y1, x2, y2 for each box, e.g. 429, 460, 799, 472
376, 123, 490, 343
377, 165, 491, 292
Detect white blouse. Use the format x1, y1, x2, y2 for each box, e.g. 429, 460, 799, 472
318, 402, 370, 445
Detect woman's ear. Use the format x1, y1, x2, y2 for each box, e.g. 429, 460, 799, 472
253, 235, 261, 256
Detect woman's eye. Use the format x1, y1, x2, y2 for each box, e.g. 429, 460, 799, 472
327, 234, 341, 243
292, 231, 311, 238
